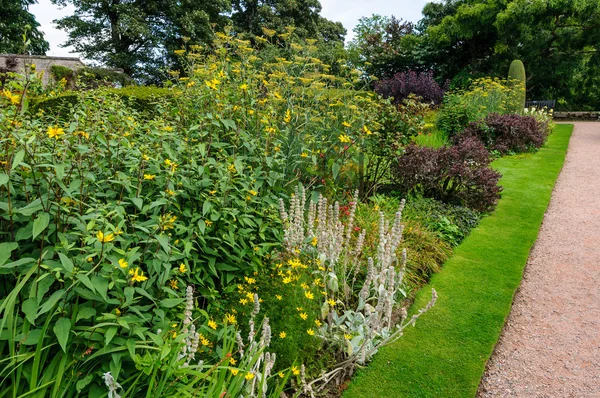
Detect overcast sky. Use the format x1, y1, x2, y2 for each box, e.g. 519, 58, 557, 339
30, 0, 432, 59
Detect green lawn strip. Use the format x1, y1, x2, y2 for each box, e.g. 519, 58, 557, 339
343, 124, 574, 398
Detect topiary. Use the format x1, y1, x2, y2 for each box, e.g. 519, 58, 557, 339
508, 60, 526, 112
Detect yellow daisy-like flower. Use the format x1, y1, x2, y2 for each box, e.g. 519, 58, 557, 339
96, 231, 115, 243
363, 125, 373, 135
228, 164, 236, 173
282, 276, 292, 284
118, 258, 128, 268
3, 88, 20, 105
276, 295, 282, 300
115, 308, 121, 316
299, 313, 308, 320
225, 314, 237, 324
307, 329, 315, 336
327, 298, 336, 307
208, 320, 217, 330
315, 319, 322, 327
229, 357, 236, 365
279, 331, 287, 339
342, 121, 351, 128
245, 372, 255, 380
344, 334, 352, 340
338, 134, 351, 143
200, 336, 210, 346
239, 83, 249, 91
205, 220, 213, 226
300, 152, 308, 158
311, 237, 318, 246
296, 307, 303, 312
239, 298, 248, 305
209, 190, 217, 195
168, 279, 178, 290
47, 126, 65, 139
291, 366, 300, 376
131, 267, 148, 283
143, 174, 156, 180
279, 371, 285, 378
284, 109, 292, 123
179, 263, 187, 273
230, 368, 239, 376
304, 291, 314, 300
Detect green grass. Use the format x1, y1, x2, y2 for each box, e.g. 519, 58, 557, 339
343, 124, 574, 398
412, 129, 449, 148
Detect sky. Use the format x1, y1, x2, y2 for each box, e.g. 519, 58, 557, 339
30, 0, 432, 59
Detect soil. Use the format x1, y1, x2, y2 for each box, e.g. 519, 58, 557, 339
478, 122, 600, 397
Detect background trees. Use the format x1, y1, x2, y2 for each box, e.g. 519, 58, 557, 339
0, 0, 49, 54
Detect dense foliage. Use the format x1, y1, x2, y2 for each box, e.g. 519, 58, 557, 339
374, 71, 445, 106
455, 113, 548, 155
0, 0, 48, 55
507, 59, 526, 112
393, 137, 502, 212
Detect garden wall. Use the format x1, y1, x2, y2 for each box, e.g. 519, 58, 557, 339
0, 54, 84, 85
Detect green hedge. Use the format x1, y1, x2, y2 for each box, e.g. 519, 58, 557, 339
30, 86, 180, 117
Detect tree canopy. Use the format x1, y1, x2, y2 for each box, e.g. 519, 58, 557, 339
0, 0, 49, 55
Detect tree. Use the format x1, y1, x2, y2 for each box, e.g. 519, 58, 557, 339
0, 0, 49, 55
51, 0, 230, 81
231, 0, 345, 43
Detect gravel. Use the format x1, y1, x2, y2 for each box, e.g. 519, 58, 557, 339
478, 122, 600, 397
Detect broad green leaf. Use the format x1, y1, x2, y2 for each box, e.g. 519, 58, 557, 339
76, 274, 96, 293
22, 297, 38, 325
38, 289, 65, 316
1, 257, 35, 269
126, 339, 136, 358
92, 276, 108, 301
131, 197, 143, 210
124, 287, 134, 306
0, 242, 18, 266
160, 298, 184, 308
32, 212, 50, 240
58, 253, 74, 273
11, 150, 25, 170
54, 164, 65, 180
105, 326, 118, 346
53, 317, 71, 352
0, 173, 8, 187
155, 234, 170, 254
332, 162, 341, 180
76, 307, 97, 323
16, 199, 42, 216
76, 374, 94, 393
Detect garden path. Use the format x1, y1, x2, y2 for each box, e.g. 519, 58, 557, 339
478, 122, 600, 397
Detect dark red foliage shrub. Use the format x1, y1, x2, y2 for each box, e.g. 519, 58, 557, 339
375, 71, 445, 106
393, 137, 502, 212
455, 113, 547, 154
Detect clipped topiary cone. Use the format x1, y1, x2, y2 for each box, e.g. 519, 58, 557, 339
508, 60, 526, 112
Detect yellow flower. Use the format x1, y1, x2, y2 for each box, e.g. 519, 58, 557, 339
118, 258, 128, 268
131, 267, 148, 283
96, 231, 115, 243
229, 357, 236, 365
282, 276, 292, 284
225, 313, 236, 324
300, 152, 308, 158
249, 190, 257, 196
311, 237, 317, 246
169, 279, 178, 290
276, 295, 282, 300
296, 307, 303, 312
314, 319, 322, 327
245, 372, 255, 380
204, 219, 214, 227
143, 174, 156, 180
3, 89, 20, 105
239, 83, 249, 91
279, 372, 285, 378
230, 368, 239, 376
115, 308, 121, 316
209, 190, 217, 195
342, 121, 351, 128
327, 298, 336, 307
363, 125, 373, 135
305, 291, 314, 300
344, 334, 352, 340
47, 126, 65, 139
292, 366, 300, 375
187, 81, 195, 88
165, 189, 176, 196
228, 164, 236, 173
179, 263, 187, 273
239, 298, 248, 305
200, 336, 210, 346
338, 134, 351, 143
307, 329, 315, 336
279, 331, 287, 339
208, 320, 217, 330
300, 313, 308, 320
284, 109, 292, 123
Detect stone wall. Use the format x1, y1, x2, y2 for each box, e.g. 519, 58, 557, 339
0, 54, 85, 86
554, 111, 600, 120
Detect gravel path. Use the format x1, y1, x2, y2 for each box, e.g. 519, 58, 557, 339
478, 122, 600, 397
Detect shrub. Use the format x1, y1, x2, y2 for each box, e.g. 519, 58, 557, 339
403, 196, 481, 247
374, 70, 445, 106
508, 60, 526, 112
456, 113, 547, 154
392, 137, 502, 212
436, 77, 524, 137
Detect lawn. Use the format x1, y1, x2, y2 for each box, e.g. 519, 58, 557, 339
343, 124, 574, 398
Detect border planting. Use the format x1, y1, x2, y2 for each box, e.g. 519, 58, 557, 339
344, 124, 574, 398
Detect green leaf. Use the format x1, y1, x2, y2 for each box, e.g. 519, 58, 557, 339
156, 234, 170, 254
54, 164, 65, 180
131, 197, 143, 210
160, 298, 184, 308
126, 339, 136, 358
0, 173, 8, 187
32, 212, 50, 240
92, 276, 108, 301
332, 162, 341, 180
16, 199, 42, 216
105, 326, 118, 346
202, 200, 212, 216
0, 242, 18, 266
1, 257, 35, 269
38, 289, 65, 316
76, 274, 95, 293
124, 287, 135, 306
76, 374, 94, 393
76, 307, 97, 323
58, 253, 74, 273
221, 119, 237, 130
22, 297, 38, 325
53, 317, 71, 353
11, 150, 25, 170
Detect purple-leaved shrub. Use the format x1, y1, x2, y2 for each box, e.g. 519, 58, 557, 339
393, 137, 502, 212
375, 70, 445, 106
455, 113, 548, 154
